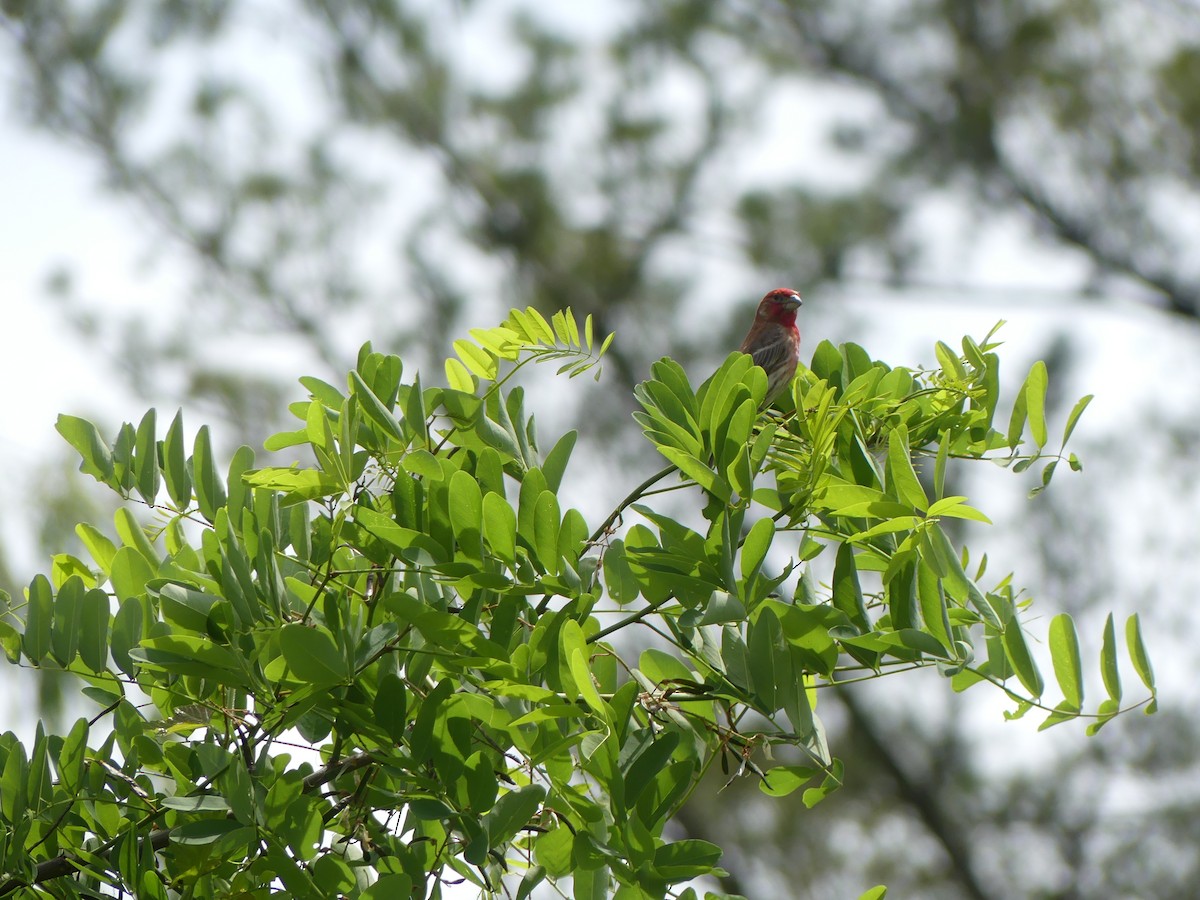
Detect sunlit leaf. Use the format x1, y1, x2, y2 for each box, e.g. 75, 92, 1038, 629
1100, 613, 1121, 704
1048, 614, 1083, 710
1125, 614, 1155, 695
1002, 621, 1044, 699
1024, 360, 1049, 447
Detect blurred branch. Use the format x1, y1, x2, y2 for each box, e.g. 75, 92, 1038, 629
2, 5, 346, 368
764, 1, 1200, 319
672, 800, 751, 897
313, 0, 739, 393
838, 690, 995, 900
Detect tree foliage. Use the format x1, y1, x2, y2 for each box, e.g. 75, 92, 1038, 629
1, 2, 1192, 896
0, 310, 1153, 897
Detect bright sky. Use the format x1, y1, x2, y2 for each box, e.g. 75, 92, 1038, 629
0, 121, 148, 570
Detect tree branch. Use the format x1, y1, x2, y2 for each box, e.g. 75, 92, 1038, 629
838, 690, 995, 900
763, 1, 1200, 319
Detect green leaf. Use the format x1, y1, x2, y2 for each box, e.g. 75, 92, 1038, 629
551, 309, 576, 346
225, 444, 256, 515
541, 430, 577, 492
1, 740, 27, 823
602, 539, 640, 605
371, 675, 409, 744
814, 478, 888, 513
300, 375, 345, 408
915, 563, 952, 654
402, 448, 442, 480
1006, 377, 1028, 448
482, 492, 517, 564
570, 647, 606, 716
134, 408, 160, 504
58, 718, 89, 795
470, 325, 521, 358
1025, 360, 1049, 447
22, 575, 53, 664
1100, 613, 1121, 704
50, 573, 85, 667
454, 338, 498, 380
1002, 622, 1044, 699
192, 425, 226, 523
935, 340, 965, 378
536, 826, 574, 877
463, 750, 499, 813
350, 370, 405, 443
362, 876, 414, 900
926, 496, 992, 524
1086, 698, 1121, 736
243, 467, 345, 503
132, 635, 252, 685
448, 470, 484, 560
1028, 459, 1058, 498
652, 839, 722, 880
1125, 614, 1155, 694
832, 544, 870, 632
559, 618, 592, 702
473, 403, 525, 464
933, 433, 949, 500
279, 624, 349, 687
78, 588, 110, 674
110, 546, 154, 603
160, 795, 231, 812
885, 427, 928, 510
110, 598, 145, 678
747, 608, 778, 709
56, 415, 114, 486
1038, 701, 1081, 732
114, 507, 159, 564
740, 518, 775, 582
699, 590, 747, 625
382, 593, 508, 660
405, 373, 428, 447
263, 426, 309, 451
50, 553, 93, 587
656, 446, 731, 502
801, 758, 844, 808
445, 357, 478, 392
533, 490, 561, 574
858, 887, 889, 900
1048, 614, 1083, 710
163, 409, 192, 508
1061, 393, 1093, 446
170, 820, 246, 846
572, 866, 608, 900
75, 523, 117, 575
759, 765, 820, 798
482, 784, 546, 848
624, 733, 680, 812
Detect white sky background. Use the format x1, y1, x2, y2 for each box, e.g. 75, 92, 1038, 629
2, 1, 1200, 892
0, 127, 144, 566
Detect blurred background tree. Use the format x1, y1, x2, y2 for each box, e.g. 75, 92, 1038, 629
3, 0, 1198, 896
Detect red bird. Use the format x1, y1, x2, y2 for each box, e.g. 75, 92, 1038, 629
738, 288, 803, 406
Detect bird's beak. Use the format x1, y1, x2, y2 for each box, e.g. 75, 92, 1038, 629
783, 293, 802, 309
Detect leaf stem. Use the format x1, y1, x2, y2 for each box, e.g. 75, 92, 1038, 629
584, 462, 678, 550
587, 594, 676, 643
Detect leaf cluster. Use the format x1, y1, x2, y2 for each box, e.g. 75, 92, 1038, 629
0, 311, 1154, 898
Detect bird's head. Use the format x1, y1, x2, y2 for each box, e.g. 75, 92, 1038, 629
758, 288, 803, 323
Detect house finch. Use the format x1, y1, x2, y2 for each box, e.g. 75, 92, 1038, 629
738, 288, 803, 406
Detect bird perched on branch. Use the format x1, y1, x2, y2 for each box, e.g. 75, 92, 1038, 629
738, 288, 803, 406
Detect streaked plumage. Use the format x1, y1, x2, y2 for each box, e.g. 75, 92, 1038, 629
738, 288, 803, 406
